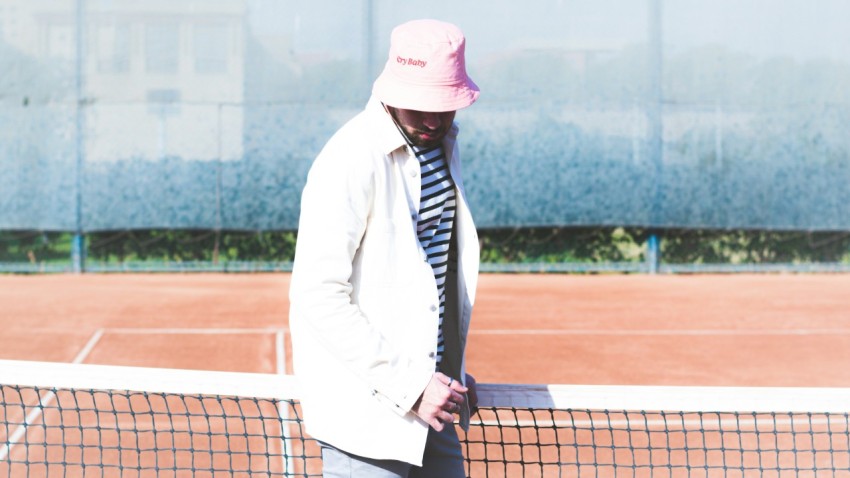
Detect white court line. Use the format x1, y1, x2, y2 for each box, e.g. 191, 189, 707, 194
72, 329, 105, 363
274, 329, 295, 476
275, 330, 287, 376
107, 326, 294, 473
1, 328, 288, 462
0, 329, 104, 461
471, 329, 850, 336
103, 327, 288, 335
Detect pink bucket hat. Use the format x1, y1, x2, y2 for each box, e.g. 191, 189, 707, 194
372, 19, 479, 112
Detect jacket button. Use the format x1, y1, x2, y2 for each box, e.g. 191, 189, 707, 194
428, 352, 436, 358
430, 305, 437, 312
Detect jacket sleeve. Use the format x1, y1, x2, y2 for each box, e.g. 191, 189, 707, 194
288, 136, 433, 416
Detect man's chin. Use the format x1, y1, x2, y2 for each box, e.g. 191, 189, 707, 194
411, 135, 443, 149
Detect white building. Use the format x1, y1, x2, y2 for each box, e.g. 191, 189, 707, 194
2, 0, 245, 162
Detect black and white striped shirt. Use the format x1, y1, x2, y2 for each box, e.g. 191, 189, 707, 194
412, 144, 456, 367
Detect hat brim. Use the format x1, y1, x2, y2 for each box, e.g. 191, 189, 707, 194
373, 70, 480, 113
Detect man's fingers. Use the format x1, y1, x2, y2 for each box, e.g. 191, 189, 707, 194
437, 379, 465, 407
447, 389, 465, 406
447, 380, 468, 394
439, 372, 468, 394
430, 410, 455, 431
414, 373, 469, 431
430, 418, 445, 432
440, 411, 454, 424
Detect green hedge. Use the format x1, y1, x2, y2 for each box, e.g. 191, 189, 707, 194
2, 228, 848, 267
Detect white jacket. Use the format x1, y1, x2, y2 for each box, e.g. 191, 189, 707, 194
289, 98, 479, 466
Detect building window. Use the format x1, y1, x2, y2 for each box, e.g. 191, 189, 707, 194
47, 23, 75, 60
145, 23, 179, 74
193, 23, 228, 74
96, 23, 130, 73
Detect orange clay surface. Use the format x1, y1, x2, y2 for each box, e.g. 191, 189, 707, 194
1, 272, 849, 387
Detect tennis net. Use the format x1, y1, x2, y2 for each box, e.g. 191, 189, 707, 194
2, 359, 850, 477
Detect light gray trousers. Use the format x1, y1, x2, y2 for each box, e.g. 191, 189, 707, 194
320, 425, 466, 478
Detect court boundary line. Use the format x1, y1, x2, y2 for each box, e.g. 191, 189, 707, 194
274, 329, 295, 475
101, 327, 288, 335
7, 327, 850, 337
0, 329, 103, 461
1, 328, 290, 462
472, 328, 850, 336
98, 326, 295, 463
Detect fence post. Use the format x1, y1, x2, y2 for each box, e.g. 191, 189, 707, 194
647, 0, 664, 277
646, 233, 660, 274
72, 0, 86, 273
363, 0, 376, 83
71, 234, 86, 273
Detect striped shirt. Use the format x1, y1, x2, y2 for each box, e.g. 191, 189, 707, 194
412, 144, 456, 367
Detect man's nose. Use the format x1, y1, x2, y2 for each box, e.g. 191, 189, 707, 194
421, 113, 442, 130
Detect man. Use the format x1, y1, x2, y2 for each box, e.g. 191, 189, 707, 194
289, 19, 481, 478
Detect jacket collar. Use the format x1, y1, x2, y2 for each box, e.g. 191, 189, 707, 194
364, 96, 459, 157
365, 97, 409, 156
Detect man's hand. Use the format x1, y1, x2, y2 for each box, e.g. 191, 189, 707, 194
412, 372, 467, 431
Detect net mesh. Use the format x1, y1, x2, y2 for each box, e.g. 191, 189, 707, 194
0, 386, 322, 477
3, 362, 850, 477
463, 408, 850, 477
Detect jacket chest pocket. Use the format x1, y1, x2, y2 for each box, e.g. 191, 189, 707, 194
356, 217, 423, 288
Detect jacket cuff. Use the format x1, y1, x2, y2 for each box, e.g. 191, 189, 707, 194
374, 361, 435, 418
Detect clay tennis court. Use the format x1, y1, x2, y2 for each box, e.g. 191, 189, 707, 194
2, 272, 849, 388
3, 272, 850, 477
